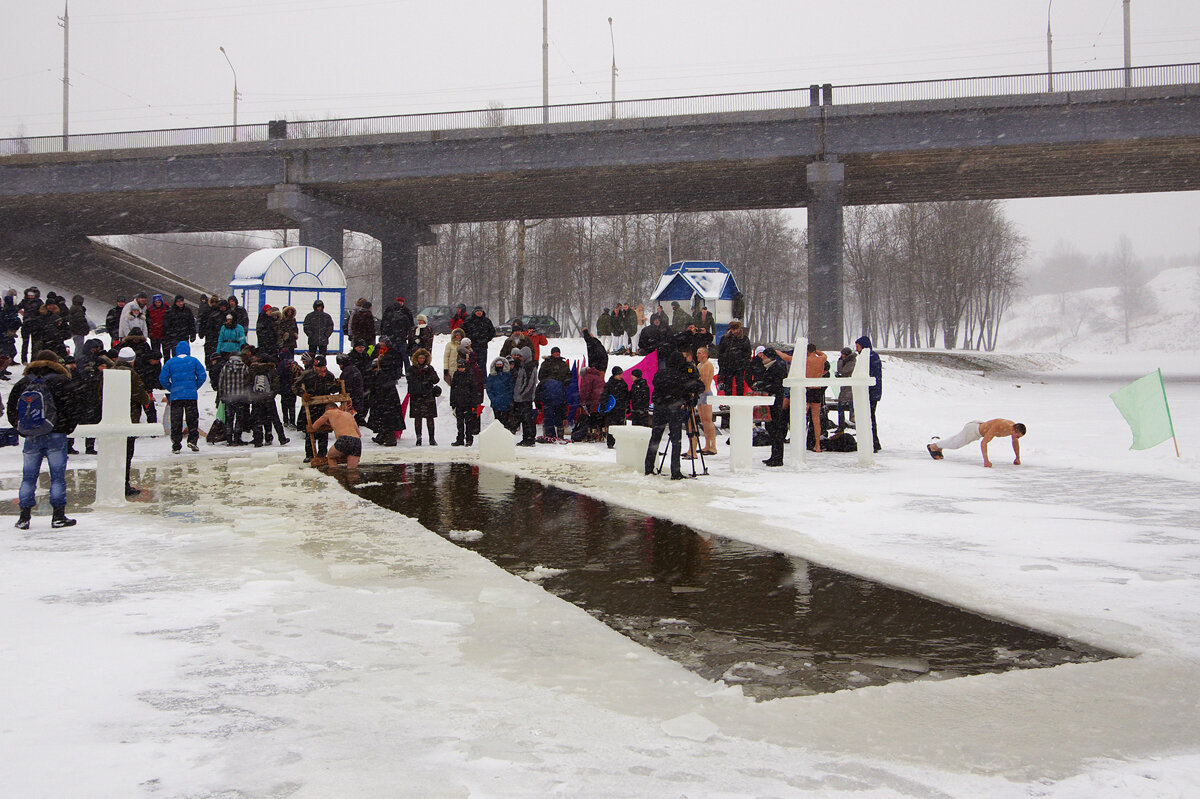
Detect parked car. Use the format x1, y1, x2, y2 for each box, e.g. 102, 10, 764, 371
496, 314, 562, 338
417, 305, 458, 335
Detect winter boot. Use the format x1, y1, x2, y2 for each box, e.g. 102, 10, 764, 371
15, 507, 32, 530
51, 507, 76, 528
415, 436, 422, 446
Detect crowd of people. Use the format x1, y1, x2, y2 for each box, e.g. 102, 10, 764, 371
2, 281, 894, 526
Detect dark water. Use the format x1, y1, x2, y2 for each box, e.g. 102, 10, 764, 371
339, 462, 1117, 699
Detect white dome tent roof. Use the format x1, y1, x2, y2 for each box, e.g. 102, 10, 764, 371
231, 246, 347, 289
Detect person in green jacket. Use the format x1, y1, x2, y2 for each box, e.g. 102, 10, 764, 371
596, 308, 613, 352
670, 301, 693, 333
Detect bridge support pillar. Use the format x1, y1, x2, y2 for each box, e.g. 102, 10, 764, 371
379, 224, 437, 306
267, 184, 344, 264
806, 159, 845, 350
298, 215, 344, 265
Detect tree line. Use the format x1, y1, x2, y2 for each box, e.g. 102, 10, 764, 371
106, 199, 1027, 350
843, 201, 1026, 350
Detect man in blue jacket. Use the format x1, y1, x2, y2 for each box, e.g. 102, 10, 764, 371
159, 340, 208, 453
855, 335, 883, 453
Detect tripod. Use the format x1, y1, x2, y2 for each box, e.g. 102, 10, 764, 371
655, 400, 708, 478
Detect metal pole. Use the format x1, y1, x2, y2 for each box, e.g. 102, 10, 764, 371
1123, 0, 1132, 87
608, 16, 617, 120
542, 0, 549, 124
1046, 0, 1054, 92
59, 2, 69, 151
220, 46, 239, 141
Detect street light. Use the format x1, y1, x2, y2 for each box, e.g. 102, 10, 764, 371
1046, 0, 1054, 92
608, 16, 618, 119
219, 46, 239, 141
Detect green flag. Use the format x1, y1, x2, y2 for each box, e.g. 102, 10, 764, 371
1109, 370, 1175, 451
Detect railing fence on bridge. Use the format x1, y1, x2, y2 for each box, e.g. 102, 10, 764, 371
3, 62, 1197, 157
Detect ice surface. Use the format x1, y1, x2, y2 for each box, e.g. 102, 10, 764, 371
3, 275, 1200, 796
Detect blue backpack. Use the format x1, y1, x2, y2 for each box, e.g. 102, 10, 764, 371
16, 376, 58, 437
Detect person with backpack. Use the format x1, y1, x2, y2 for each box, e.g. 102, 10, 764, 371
8, 349, 82, 528
217, 350, 252, 446
158, 339, 207, 453
246, 347, 288, 447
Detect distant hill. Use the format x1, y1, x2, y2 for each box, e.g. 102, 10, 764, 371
997, 265, 1200, 354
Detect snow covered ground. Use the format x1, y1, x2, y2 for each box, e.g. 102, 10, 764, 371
2, 277, 1200, 797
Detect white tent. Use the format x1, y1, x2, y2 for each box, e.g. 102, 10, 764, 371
230, 246, 347, 351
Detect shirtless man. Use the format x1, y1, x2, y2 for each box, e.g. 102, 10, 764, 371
928, 418, 1025, 467
308, 402, 363, 468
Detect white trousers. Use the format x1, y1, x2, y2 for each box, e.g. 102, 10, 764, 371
938, 421, 983, 450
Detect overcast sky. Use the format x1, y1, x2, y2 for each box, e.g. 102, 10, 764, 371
4, 0, 1200, 264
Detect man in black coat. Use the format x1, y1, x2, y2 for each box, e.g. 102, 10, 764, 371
254, 305, 279, 362
644, 348, 702, 480
755, 347, 789, 467
294, 355, 341, 461
461, 306, 496, 373
581, 328, 608, 376
302, 300, 335, 357
162, 295, 197, 363
716, 319, 753, 395
380, 297, 415, 377
637, 317, 668, 355
601, 366, 630, 448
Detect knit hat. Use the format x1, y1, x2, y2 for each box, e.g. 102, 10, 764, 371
117, 347, 136, 361
460, 337, 472, 347
35, 349, 60, 362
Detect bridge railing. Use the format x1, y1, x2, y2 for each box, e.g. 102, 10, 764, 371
3, 62, 1197, 157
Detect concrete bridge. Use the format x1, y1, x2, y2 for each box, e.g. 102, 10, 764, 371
2, 63, 1199, 346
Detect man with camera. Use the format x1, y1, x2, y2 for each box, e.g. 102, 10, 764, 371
756, 347, 789, 467
644, 347, 703, 480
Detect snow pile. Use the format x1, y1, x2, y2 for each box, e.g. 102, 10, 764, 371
1000, 265, 1200, 355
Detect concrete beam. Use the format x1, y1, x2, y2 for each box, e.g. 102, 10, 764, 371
806, 159, 845, 350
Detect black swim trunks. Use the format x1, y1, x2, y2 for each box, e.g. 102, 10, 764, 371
333, 435, 362, 457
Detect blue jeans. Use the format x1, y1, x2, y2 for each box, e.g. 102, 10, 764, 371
20, 432, 68, 509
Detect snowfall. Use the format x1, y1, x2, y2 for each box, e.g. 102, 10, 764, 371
3, 268, 1200, 799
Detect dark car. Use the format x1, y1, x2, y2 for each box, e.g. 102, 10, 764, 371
417, 305, 458, 335
496, 314, 562, 338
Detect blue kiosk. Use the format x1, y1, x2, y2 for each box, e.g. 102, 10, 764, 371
230, 246, 347, 352
649, 260, 743, 342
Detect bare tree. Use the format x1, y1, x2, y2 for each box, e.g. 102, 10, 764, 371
1112, 235, 1155, 344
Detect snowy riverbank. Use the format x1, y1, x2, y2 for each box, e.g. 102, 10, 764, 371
1, 339, 1198, 798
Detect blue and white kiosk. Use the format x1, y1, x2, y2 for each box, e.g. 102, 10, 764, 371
230, 246, 347, 351
649, 260, 743, 342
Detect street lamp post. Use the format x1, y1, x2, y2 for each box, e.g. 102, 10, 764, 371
219, 46, 239, 141
1046, 0, 1054, 92
608, 16, 617, 120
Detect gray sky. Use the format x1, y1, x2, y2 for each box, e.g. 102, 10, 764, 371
4, 0, 1200, 263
